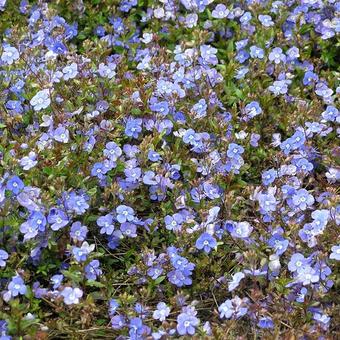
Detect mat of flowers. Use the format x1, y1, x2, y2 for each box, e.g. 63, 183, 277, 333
0, 0, 339, 338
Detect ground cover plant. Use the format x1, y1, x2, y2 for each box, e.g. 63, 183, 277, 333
0, 0, 339, 339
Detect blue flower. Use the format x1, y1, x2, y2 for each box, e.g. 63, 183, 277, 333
227, 143, 244, 159
47, 208, 69, 231
19, 152, 37, 170
97, 214, 115, 235
6, 176, 24, 194
152, 302, 170, 322
70, 222, 88, 241
72, 242, 95, 262
228, 272, 245, 291
268, 234, 288, 255
1, 45, 19, 64
288, 253, 307, 272
258, 193, 278, 213
228, 221, 253, 239
212, 4, 229, 18
148, 150, 162, 162
296, 266, 319, 285
62, 62, 78, 80
51, 41, 67, 54
218, 296, 248, 319
64, 191, 89, 215
258, 14, 274, 27
195, 233, 217, 253
330, 245, 340, 261
30, 89, 51, 111
61, 287, 83, 305
51, 274, 63, 289
116, 205, 135, 223
258, 316, 274, 329
192, 99, 207, 118
98, 62, 116, 78
111, 315, 126, 329
176, 313, 199, 336
120, 222, 137, 238
104, 142, 122, 161
91, 162, 108, 179
249, 46, 264, 59
292, 189, 314, 211
262, 169, 277, 186
109, 298, 119, 316
0, 249, 9, 267
269, 47, 286, 64
164, 213, 183, 231
20, 219, 39, 241
85, 259, 102, 280
7, 275, 27, 298
125, 118, 142, 138
53, 126, 69, 143
303, 71, 319, 86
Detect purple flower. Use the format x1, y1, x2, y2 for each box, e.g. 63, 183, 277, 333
153, 302, 170, 322
195, 233, 217, 253
61, 287, 83, 305
116, 205, 135, 223
176, 313, 199, 336
6, 176, 24, 194
70, 222, 88, 241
